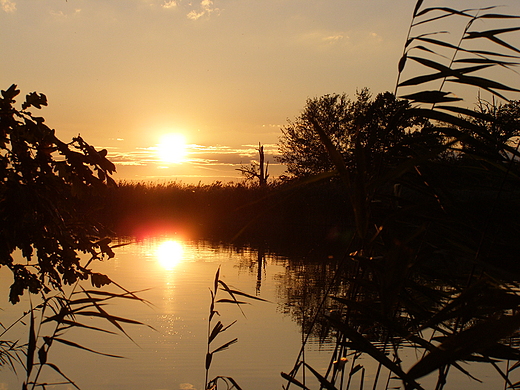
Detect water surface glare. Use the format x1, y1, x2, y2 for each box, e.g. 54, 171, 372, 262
0, 238, 332, 390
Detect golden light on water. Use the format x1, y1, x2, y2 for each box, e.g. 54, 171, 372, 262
156, 240, 184, 270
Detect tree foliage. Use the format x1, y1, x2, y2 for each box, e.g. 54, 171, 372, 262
277, 90, 427, 178
0, 84, 117, 304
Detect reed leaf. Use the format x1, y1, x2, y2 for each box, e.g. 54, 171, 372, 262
72, 310, 150, 327
349, 364, 363, 376
407, 313, 520, 380
215, 299, 249, 305
207, 376, 244, 390
217, 280, 246, 316
209, 291, 218, 322
400, 91, 462, 104
405, 107, 479, 129
411, 36, 520, 59
209, 321, 224, 344
326, 315, 425, 390
53, 338, 124, 358
73, 288, 151, 302
211, 338, 238, 354
509, 360, 520, 372
476, 342, 520, 361
399, 64, 494, 88
447, 75, 520, 96
490, 360, 516, 389
37, 345, 47, 365
303, 363, 338, 390
55, 320, 115, 335
280, 372, 312, 390
80, 290, 152, 341
45, 363, 81, 390
464, 27, 520, 54
453, 57, 520, 67
219, 288, 268, 302
407, 35, 458, 51
26, 305, 36, 378
214, 266, 220, 295
414, 6, 475, 19
205, 352, 213, 370
479, 12, 520, 19
412, 0, 424, 18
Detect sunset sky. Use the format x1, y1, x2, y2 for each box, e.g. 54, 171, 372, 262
2, 0, 520, 183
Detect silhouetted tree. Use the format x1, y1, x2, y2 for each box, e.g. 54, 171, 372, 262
277, 90, 425, 178
460, 98, 520, 161
237, 142, 270, 186
0, 85, 117, 303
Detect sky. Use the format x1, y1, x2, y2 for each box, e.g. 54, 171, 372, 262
2, 0, 520, 184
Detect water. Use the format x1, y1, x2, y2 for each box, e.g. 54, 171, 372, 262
0, 237, 333, 390
0, 237, 517, 390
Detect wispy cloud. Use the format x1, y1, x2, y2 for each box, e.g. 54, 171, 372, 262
297, 30, 349, 48
187, 0, 220, 21
49, 8, 82, 18
162, 1, 177, 9
1, 0, 16, 13
103, 143, 279, 169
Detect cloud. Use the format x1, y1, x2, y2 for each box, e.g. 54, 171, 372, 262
187, 0, 220, 21
162, 1, 177, 9
323, 34, 345, 44
104, 143, 279, 169
49, 8, 82, 18
1, 0, 16, 13
296, 29, 351, 50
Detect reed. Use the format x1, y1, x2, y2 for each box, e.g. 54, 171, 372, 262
0, 274, 151, 389
281, 1, 520, 389
205, 267, 267, 390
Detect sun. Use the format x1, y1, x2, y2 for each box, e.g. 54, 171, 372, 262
157, 133, 187, 164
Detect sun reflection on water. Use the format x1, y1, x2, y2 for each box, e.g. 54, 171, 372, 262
156, 240, 184, 270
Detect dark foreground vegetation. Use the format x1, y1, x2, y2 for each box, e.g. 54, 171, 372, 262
3, 1, 520, 390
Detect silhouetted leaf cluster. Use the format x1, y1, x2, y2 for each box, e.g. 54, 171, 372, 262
0, 84, 117, 303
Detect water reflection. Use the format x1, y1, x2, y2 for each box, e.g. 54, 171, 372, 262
156, 239, 184, 270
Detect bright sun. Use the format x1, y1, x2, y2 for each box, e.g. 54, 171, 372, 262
157, 133, 187, 164
156, 240, 184, 270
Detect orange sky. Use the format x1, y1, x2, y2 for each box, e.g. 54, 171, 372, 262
2, 0, 520, 183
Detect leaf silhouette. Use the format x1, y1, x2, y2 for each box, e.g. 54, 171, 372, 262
46, 363, 81, 390
280, 372, 312, 390
400, 91, 462, 104
211, 338, 238, 354
464, 27, 520, 54
408, 313, 520, 380
303, 363, 338, 390
53, 338, 124, 358
26, 308, 36, 378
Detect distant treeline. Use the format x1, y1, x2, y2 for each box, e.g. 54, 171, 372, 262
99, 179, 353, 254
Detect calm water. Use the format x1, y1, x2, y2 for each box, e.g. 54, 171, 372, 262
0, 237, 333, 390
0, 237, 515, 390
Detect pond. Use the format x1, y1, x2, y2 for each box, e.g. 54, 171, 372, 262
0, 237, 334, 390
0, 237, 516, 390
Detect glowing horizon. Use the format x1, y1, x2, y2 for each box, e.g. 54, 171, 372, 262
3, 0, 519, 183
